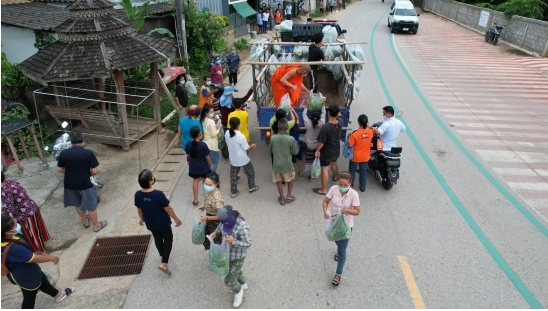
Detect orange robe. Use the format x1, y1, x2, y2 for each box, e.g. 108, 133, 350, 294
271, 65, 304, 108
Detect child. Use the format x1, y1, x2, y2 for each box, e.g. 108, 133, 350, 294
185, 126, 214, 205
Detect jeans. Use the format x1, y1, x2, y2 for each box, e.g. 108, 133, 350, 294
149, 228, 173, 264
262, 21, 268, 33
21, 272, 59, 309
349, 161, 367, 191
228, 72, 238, 85
210, 150, 220, 172
335, 228, 352, 275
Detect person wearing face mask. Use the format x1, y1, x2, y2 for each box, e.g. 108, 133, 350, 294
228, 96, 252, 143
1, 213, 75, 308
135, 169, 182, 276
210, 56, 224, 86
199, 76, 218, 108
308, 33, 329, 94
175, 73, 188, 117
321, 172, 360, 286
1, 172, 50, 254
269, 118, 299, 205
271, 64, 311, 108
197, 172, 223, 250
199, 104, 222, 172
208, 205, 251, 308
186, 126, 215, 206
177, 105, 203, 151
226, 47, 240, 92
372, 105, 406, 151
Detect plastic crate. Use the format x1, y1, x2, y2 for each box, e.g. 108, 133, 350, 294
280, 31, 293, 42
291, 24, 324, 42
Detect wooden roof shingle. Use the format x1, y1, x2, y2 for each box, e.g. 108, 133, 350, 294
1, 2, 69, 30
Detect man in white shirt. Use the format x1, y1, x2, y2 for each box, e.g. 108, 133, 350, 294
262, 10, 269, 34
373, 106, 406, 151
285, 3, 292, 20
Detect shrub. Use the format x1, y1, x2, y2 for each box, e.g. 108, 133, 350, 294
496, 0, 547, 19
234, 38, 248, 50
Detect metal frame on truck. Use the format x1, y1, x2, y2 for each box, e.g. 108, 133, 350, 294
247, 40, 367, 144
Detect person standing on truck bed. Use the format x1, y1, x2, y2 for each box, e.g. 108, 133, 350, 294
271, 64, 311, 108
308, 33, 329, 94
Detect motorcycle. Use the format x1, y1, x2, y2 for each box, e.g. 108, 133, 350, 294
368, 122, 403, 190
52, 133, 103, 202
485, 23, 504, 45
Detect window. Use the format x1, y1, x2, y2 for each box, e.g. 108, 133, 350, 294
394, 8, 416, 16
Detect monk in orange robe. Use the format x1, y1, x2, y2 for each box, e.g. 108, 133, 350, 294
271, 64, 311, 107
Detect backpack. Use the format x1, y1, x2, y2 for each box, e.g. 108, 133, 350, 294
342, 130, 357, 160
1, 243, 13, 276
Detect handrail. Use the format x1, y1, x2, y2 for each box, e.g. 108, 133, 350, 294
246, 60, 366, 65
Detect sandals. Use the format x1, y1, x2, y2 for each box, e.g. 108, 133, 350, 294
285, 196, 296, 203
334, 254, 338, 261
158, 265, 172, 276
83, 215, 90, 229
55, 286, 75, 303
278, 197, 285, 206
312, 188, 327, 195
231, 191, 240, 198
93, 220, 108, 233
192, 200, 199, 206
332, 274, 341, 286
248, 186, 259, 193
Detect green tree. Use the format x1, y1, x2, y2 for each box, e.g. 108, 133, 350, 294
1, 52, 36, 102
496, 0, 547, 19
184, 2, 227, 73
121, 0, 150, 31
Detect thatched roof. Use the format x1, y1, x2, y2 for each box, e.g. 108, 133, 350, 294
19, 0, 175, 85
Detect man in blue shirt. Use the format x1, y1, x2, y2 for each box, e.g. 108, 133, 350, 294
226, 46, 241, 92
256, 10, 263, 34
373, 106, 406, 151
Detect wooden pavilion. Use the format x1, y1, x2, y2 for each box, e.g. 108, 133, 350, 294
19, 0, 176, 151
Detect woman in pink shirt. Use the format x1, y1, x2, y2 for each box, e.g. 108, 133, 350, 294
322, 171, 360, 286
210, 56, 224, 85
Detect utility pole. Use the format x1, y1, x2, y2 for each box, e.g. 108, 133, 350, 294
175, 0, 189, 73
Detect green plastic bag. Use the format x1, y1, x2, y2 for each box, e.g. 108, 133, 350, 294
311, 157, 321, 179
207, 236, 230, 278
280, 93, 291, 113
309, 94, 324, 112
325, 213, 351, 242
191, 211, 206, 245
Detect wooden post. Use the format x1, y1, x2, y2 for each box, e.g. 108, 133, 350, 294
53, 82, 66, 107
28, 125, 45, 163
4, 135, 23, 171
150, 61, 164, 134
95, 78, 106, 110
112, 69, 130, 151
16, 130, 30, 159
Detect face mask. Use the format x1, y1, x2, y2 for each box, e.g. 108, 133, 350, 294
11, 223, 21, 235
180, 81, 185, 85
204, 185, 215, 193
208, 113, 215, 119
339, 187, 349, 193
383, 116, 389, 121
231, 50, 236, 55
206, 81, 211, 86
216, 60, 221, 64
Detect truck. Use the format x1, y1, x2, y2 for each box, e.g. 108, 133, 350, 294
247, 39, 367, 144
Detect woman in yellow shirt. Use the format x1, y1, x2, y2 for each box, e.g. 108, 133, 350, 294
228, 98, 251, 143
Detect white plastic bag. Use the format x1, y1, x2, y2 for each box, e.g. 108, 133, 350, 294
353, 81, 361, 100
268, 54, 279, 76
293, 45, 303, 57
280, 93, 291, 113
279, 20, 293, 32
207, 235, 230, 278
185, 80, 197, 94
249, 43, 265, 61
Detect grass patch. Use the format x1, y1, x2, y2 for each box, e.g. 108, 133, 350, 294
309, 10, 323, 18
234, 38, 248, 50
45, 237, 78, 254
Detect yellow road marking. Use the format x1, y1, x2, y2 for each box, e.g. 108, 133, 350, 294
397, 256, 426, 309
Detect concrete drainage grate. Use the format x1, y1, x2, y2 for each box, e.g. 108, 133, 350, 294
77, 235, 151, 280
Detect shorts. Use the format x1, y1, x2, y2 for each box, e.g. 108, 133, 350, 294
64, 187, 98, 211
189, 171, 210, 179
320, 159, 337, 167
272, 171, 295, 183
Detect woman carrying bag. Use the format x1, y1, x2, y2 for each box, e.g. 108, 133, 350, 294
1, 213, 74, 309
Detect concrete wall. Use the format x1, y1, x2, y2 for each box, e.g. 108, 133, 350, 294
423, 0, 548, 57
1, 26, 39, 64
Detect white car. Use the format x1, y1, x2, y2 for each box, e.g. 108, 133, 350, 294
388, 0, 420, 34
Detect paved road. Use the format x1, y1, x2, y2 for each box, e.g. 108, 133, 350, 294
124, 1, 548, 308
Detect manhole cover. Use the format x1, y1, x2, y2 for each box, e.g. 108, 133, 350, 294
77, 234, 151, 280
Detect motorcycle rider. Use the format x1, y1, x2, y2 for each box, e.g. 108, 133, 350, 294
372, 106, 406, 152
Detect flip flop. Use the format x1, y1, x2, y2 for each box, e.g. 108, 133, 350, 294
231, 191, 240, 198
285, 196, 296, 203
278, 197, 285, 206
83, 215, 90, 229
248, 186, 259, 194
93, 220, 108, 233
312, 188, 327, 195
55, 286, 75, 303
158, 266, 172, 276
192, 200, 199, 206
